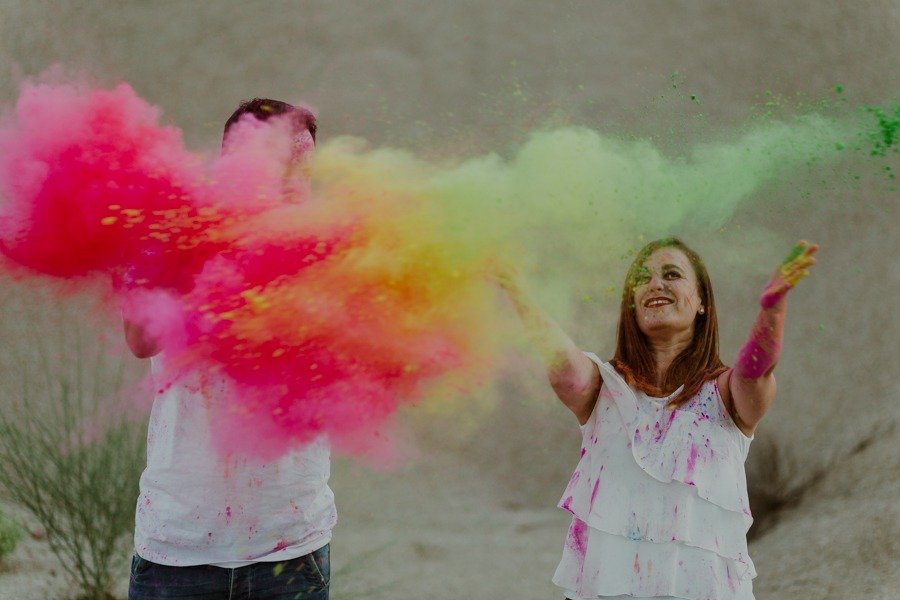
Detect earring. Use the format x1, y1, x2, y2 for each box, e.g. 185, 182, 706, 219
699, 306, 705, 315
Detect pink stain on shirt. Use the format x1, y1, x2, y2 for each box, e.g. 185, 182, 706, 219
568, 518, 588, 558
686, 443, 699, 481
568, 517, 589, 596
568, 470, 582, 487
652, 406, 679, 443
590, 465, 603, 506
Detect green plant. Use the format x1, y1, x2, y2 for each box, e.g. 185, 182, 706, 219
0, 508, 23, 563
0, 286, 147, 599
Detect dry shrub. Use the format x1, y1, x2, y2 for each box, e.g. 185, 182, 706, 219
0, 282, 147, 600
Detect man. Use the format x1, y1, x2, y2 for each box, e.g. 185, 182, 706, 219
126, 99, 336, 600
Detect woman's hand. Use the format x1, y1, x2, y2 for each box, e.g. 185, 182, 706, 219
759, 241, 818, 309
727, 240, 820, 434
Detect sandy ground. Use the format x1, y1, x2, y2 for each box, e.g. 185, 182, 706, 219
0, 450, 572, 600
0, 1, 898, 599
2, 426, 898, 599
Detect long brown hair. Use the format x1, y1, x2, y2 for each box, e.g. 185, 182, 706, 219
611, 237, 726, 407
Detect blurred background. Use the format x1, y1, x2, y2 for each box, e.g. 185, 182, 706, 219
0, 1, 897, 598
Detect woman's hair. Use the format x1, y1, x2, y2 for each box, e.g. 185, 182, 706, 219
611, 237, 727, 406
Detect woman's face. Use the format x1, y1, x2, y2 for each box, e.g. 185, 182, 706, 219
632, 247, 703, 339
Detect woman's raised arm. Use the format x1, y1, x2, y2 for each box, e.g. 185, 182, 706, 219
497, 267, 601, 424
726, 241, 818, 434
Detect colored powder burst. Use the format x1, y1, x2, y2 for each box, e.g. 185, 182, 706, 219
863, 103, 899, 158
168, 184, 501, 458
0, 77, 502, 460
0, 74, 879, 460
347, 111, 856, 322
0, 81, 194, 279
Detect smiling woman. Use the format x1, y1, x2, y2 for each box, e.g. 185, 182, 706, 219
612, 238, 726, 414
498, 237, 817, 600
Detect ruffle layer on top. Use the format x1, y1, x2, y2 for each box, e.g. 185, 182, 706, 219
556, 521, 754, 600
553, 354, 755, 600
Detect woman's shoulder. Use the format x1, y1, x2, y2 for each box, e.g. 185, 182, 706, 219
581, 351, 607, 369
583, 352, 624, 382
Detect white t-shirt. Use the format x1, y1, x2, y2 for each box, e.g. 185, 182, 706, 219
133, 356, 337, 567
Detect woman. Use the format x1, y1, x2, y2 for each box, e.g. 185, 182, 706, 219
499, 237, 817, 600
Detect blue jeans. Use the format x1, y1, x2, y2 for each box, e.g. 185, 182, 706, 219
128, 544, 330, 600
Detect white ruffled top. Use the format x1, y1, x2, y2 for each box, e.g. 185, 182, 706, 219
553, 354, 755, 600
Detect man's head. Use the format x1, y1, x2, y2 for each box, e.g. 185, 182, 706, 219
222, 98, 317, 159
